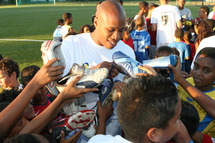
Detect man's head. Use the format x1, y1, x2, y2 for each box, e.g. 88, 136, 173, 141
138, 1, 148, 15
117, 75, 180, 143
92, 0, 127, 49
0, 58, 19, 89
62, 12, 73, 25
177, 0, 186, 9
57, 18, 64, 26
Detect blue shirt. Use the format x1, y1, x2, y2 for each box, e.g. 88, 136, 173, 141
131, 30, 150, 63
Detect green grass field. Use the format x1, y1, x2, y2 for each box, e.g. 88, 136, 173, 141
0, 3, 212, 71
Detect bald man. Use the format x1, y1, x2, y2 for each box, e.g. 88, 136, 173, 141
61, 0, 135, 142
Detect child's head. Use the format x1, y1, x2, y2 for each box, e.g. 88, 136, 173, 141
183, 31, 192, 42
117, 75, 180, 143
62, 12, 73, 24
194, 20, 212, 43
57, 18, 64, 26
138, 1, 148, 15
155, 46, 173, 58
0, 58, 19, 89
123, 18, 135, 41
192, 47, 215, 91
180, 101, 199, 137
174, 28, 184, 39
0, 102, 30, 138
198, 6, 209, 19
206, 19, 215, 32
21, 65, 47, 104
172, 47, 180, 57
135, 15, 145, 28
79, 24, 91, 33
0, 89, 35, 120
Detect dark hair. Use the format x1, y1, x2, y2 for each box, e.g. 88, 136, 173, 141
200, 6, 210, 16
0, 58, 19, 78
180, 101, 199, 137
172, 47, 180, 56
175, 28, 184, 39
205, 19, 215, 32
196, 47, 215, 61
195, 20, 212, 45
79, 24, 91, 33
62, 13, 72, 22
56, 18, 64, 25
115, 0, 123, 5
21, 65, 40, 87
0, 54, 3, 60
0, 88, 22, 103
117, 75, 178, 142
125, 18, 135, 34
3, 134, 41, 143
138, 1, 148, 10
184, 31, 192, 41
155, 46, 173, 58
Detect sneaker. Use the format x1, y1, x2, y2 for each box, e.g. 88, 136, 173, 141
41, 40, 65, 96
56, 64, 109, 92
113, 51, 177, 79
51, 110, 95, 141
112, 51, 145, 78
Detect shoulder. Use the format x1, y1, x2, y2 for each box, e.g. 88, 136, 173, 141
184, 7, 192, 12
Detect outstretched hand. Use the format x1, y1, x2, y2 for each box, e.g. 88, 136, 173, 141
60, 76, 98, 104
32, 58, 65, 88
97, 101, 114, 122
60, 130, 82, 143
111, 82, 127, 101
168, 56, 182, 82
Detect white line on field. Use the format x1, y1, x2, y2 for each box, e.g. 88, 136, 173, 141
0, 39, 47, 42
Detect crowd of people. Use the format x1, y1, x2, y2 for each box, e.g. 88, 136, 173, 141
0, 0, 215, 143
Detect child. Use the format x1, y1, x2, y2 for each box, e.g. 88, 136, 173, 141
131, 15, 150, 63
61, 12, 73, 39
198, 6, 210, 21
79, 24, 91, 33
53, 18, 64, 42
170, 47, 215, 138
89, 75, 192, 143
21, 65, 52, 116
134, 1, 148, 31
122, 18, 135, 50
168, 28, 189, 71
0, 58, 22, 90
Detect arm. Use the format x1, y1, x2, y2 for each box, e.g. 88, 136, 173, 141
169, 60, 215, 118
152, 24, 157, 31
0, 58, 64, 138
96, 101, 113, 135
20, 76, 98, 134
176, 20, 182, 28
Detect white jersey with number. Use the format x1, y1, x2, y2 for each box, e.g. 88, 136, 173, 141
151, 5, 181, 45
53, 25, 63, 42
179, 7, 193, 20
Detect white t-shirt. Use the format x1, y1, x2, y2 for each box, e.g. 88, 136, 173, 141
88, 135, 131, 143
179, 7, 193, 20
208, 11, 215, 19
134, 15, 148, 31
61, 33, 135, 141
191, 35, 215, 69
53, 25, 63, 41
61, 25, 71, 39
151, 5, 181, 45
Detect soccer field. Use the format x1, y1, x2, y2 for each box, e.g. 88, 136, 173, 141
0, 3, 210, 71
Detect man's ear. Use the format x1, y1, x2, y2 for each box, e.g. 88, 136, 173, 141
147, 128, 161, 142
94, 16, 98, 27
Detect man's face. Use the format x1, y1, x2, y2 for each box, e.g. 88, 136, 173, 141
68, 15, 73, 24
178, 0, 186, 8
0, 70, 13, 88
94, 13, 126, 49
158, 98, 181, 142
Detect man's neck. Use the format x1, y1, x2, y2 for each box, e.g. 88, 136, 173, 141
178, 6, 184, 10
175, 38, 181, 42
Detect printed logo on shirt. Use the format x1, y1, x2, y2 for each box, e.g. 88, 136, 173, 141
161, 15, 169, 25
